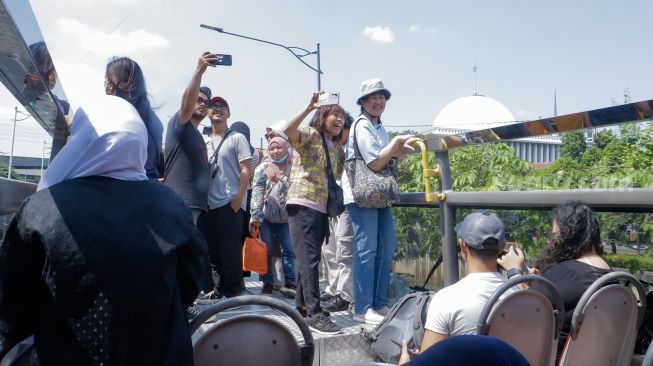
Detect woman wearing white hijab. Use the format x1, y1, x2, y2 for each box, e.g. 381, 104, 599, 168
1, 94, 206, 365
37, 94, 148, 190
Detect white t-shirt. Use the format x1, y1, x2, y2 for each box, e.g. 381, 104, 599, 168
424, 272, 514, 337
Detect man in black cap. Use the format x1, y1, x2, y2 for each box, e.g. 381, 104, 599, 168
420, 212, 516, 351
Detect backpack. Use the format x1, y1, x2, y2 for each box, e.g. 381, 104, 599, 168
262, 175, 289, 223
365, 291, 433, 364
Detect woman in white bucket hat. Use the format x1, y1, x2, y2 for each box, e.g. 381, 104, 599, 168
342, 79, 419, 325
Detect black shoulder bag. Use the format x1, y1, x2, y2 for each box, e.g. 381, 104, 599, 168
209, 128, 233, 178
320, 133, 345, 218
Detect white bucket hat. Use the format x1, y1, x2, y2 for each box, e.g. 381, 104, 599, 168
357, 79, 391, 105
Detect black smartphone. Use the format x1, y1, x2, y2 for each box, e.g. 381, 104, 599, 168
208, 54, 232, 66
203, 126, 211, 135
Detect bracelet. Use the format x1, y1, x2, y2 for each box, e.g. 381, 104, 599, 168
507, 268, 524, 279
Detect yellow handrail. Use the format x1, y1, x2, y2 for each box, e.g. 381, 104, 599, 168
411, 140, 445, 202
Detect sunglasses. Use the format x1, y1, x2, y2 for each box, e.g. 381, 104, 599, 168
197, 97, 210, 107
209, 103, 229, 111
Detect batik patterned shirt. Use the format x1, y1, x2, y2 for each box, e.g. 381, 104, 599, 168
287, 126, 343, 213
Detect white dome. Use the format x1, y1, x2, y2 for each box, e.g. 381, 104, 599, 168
433, 95, 515, 133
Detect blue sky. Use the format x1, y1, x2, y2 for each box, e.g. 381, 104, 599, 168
1, 0, 652, 157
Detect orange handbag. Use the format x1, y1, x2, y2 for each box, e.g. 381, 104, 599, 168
242, 226, 268, 275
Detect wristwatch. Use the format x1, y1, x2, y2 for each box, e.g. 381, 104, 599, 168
507, 268, 524, 279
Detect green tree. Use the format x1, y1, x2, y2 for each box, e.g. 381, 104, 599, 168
560, 131, 587, 161
0, 163, 18, 179
593, 129, 615, 149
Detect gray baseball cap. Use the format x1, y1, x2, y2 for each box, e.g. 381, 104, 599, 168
454, 212, 506, 251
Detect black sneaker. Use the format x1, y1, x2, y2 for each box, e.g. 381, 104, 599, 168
261, 283, 274, 296
279, 284, 297, 299
295, 306, 307, 317
320, 292, 334, 302
195, 290, 222, 305
307, 312, 342, 334
322, 294, 351, 312
186, 305, 203, 322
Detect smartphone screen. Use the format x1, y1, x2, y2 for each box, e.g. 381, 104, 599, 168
209, 54, 232, 66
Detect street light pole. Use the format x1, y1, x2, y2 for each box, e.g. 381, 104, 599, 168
316, 43, 321, 91
8, 106, 31, 179
200, 24, 323, 91
40, 140, 47, 176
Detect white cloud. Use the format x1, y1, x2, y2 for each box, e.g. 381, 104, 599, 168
56, 18, 169, 57
362, 26, 395, 43
408, 25, 420, 32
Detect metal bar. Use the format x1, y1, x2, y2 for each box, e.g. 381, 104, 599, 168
397, 188, 653, 212
445, 189, 653, 212
316, 43, 321, 91
436, 151, 459, 286
0, 177, 36, 214
424, 99, 653, 152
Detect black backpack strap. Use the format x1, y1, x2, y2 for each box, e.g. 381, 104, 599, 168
319, 132, 338, 187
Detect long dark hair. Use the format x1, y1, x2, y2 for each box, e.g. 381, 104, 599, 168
535, 200, 602, 269
105, 57, 154, 127
309, 104, 346, 142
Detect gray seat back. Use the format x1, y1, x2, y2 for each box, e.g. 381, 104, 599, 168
559, 272, 647, 366
478, 275, 564, 366
190, 295, 315, 366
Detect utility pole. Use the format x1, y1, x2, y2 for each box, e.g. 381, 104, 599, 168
40, 140, 48, 176
8, 106, 31, 179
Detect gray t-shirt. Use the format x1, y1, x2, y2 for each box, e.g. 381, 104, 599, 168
206, 130, 252, 210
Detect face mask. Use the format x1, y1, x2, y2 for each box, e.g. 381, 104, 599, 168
271, 155, 288, 164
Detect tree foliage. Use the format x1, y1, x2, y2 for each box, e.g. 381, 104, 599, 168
560, 131, 587, 161
394, 121, 653, 261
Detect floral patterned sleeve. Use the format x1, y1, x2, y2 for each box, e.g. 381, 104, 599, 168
250, 161, 268, 223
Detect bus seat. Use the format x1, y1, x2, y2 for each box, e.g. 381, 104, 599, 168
477, 275, 564, 366
559, 272, 647, 366
189, 295, 314, 366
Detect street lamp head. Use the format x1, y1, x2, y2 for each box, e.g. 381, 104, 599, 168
200, 24, 224, 33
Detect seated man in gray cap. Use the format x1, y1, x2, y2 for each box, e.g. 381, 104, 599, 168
420, 212, 515, 352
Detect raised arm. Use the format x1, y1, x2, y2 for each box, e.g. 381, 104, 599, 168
178, 52, 217, 124
283, 93, 319, 145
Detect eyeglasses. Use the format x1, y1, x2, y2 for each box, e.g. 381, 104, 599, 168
209, 103, 228, 111
197, 97, 210, 107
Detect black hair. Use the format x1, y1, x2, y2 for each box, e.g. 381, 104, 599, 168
105, 56, 155, 128
199, 86, 212, 99
465, 238, 501, 261
343, 111, 354, 130
29, 42, 56, 88
535, 200, 602, 269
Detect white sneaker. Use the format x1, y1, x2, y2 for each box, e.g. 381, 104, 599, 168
353, 309, 384, 325
374, 306, 391, 317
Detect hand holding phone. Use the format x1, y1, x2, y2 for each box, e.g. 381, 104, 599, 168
208, 54, 233, 66
316, 91, 340, 106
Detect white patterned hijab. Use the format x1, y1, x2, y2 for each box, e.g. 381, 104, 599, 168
38, 95, 147, 191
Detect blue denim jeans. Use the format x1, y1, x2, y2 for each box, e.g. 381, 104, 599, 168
346, 204, 397, 314
259, 220, 296, 285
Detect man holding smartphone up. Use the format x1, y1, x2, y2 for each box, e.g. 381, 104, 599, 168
163, 52, 216, 296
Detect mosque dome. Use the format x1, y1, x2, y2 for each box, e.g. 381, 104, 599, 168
432, 94, 515, 134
